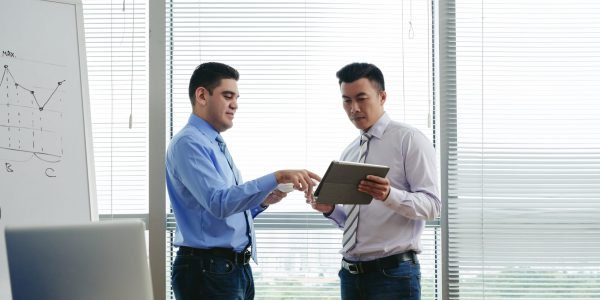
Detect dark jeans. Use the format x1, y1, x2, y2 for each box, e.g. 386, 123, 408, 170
339, 260, 421, 300
171, 249, 254, 300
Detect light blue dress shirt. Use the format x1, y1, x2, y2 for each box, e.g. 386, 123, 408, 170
166, 114, 277, 251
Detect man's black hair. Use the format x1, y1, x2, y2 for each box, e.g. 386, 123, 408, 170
335, 62, 385, 91
188, 62, 239, 106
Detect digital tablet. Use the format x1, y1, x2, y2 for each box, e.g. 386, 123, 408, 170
314, 160, 390, 205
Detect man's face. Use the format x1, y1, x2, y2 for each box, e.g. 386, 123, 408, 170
195, 78, 239, 132
341, 78, 386, 131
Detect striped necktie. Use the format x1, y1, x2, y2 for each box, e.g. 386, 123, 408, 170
341, 132, 372, 253
215, 134, 257, 262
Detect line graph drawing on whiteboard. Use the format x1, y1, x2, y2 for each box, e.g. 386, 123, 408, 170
0, 64, 66, 164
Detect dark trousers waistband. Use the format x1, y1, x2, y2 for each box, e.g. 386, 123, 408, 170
177, 246, 251, 265
342, 251, 418, 274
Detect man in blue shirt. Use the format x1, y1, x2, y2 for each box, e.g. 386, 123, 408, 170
166, 62, 321, 299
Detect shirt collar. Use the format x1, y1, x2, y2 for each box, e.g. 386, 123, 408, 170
362, 112, 390, 139
188, 113, 220, 142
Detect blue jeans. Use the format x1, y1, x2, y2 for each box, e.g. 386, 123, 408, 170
339, 260, 421, 300
171, 249, 254, 300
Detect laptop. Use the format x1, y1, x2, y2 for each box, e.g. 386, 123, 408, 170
4, 220, 154, 300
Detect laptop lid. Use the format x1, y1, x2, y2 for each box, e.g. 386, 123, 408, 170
4, 220, 153, 300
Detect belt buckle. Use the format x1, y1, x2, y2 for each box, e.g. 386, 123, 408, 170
344, 261, 362, 275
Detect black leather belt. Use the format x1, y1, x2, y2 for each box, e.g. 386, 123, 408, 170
178, 246, 251, 265
341, 251, 417, 275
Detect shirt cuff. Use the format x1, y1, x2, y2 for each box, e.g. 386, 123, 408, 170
325, 205, 345, 228
255, 172, 278, 192
382, 187, 404, 208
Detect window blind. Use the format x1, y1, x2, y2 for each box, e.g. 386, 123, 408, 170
444, 0, 600, 298
166, 1, 439, 299
82, 0, 149, 216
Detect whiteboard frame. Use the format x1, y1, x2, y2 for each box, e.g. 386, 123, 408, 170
72, 0, 98, 221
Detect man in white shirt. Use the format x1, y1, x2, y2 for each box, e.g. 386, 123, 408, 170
310, 62, 441, 300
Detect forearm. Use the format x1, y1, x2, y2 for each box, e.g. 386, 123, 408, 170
203, 173, 277, 218
382, 186, 441, 220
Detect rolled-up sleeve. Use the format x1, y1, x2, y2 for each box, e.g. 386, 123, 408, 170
382, 130, 441, 220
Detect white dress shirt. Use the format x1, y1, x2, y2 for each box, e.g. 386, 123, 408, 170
326, 112, 441, 261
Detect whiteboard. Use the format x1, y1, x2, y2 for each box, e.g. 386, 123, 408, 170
0, 0, 97, 298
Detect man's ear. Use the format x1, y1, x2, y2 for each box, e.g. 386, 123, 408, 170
195, 87, 208, 106
379, 90, 387, 105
